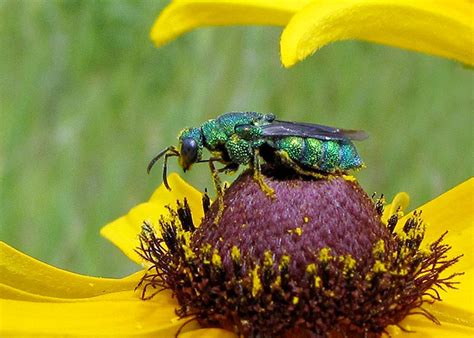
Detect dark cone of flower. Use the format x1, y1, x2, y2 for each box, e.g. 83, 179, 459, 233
137, 169, 461, 338
193, 170, 392, 278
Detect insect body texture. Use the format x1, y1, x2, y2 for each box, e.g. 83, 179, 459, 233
148, 112, 367, 195
270, 137, 363, 173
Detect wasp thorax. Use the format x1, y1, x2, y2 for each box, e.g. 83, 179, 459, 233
138, 169, 461, 337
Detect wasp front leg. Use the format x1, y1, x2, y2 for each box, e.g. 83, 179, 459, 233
207, 158, 226, 224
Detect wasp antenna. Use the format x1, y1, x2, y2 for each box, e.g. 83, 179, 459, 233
147, 146, 178, 174
162, 151, 176, 191
147, 155, 160, 174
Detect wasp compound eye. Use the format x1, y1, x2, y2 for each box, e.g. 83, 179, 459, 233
180, 137, 198, 170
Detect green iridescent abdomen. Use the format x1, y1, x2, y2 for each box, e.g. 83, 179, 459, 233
275, 137, 363, 172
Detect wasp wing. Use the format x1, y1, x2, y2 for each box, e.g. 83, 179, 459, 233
260, 120, 368, 141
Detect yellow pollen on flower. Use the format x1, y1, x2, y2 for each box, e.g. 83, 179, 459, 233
303, 216, 309, 223
342, 175, 356, 182
211, 249, 222, 267
413, 225, 425, 238
201, 243, 212, 264
183, 245, 196, 260
306, 263, 317, 275
263, 250, 274, 267
231, 245, 241, 262
287, 227, 303, 236
292, 296, 299, 305
372, 260, 388, 273
319, 247, 331, 262
342, 255, 356, 276
398, 246, 411, 260
181, 231, 192, 245
372, 239, 386, 258
251, 265, 262, 297
279, 254, 291, 269
201, 243, 212, 253
396, 268, 408, 276
306, 263, 322, 288
181, 233, 196, 260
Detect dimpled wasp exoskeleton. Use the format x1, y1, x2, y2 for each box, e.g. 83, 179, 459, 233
147, 112, 368, 219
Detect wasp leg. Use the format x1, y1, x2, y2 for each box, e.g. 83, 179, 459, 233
252, 149, 275, 198
208, 158, 225, 224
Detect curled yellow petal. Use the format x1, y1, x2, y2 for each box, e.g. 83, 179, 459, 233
0, 290, 199, 337
101, 173, 204, 264
382, 191, 410, 224
151, 0, 310, 47
281, 0, 474, 67
0, 241, 141, 300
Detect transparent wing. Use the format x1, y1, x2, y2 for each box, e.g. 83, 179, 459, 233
260, 120, 368, 141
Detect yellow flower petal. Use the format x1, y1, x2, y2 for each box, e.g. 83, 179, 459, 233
0, 290, 199, 337
389, 178, 474, 335
404, 177, 473, 271
382, 191, 410, 224
389, 268, 473, 335
179, 328, 237, 338
150, 0, 311, 47
281, 0, 474, 67
426, 269, 474, 326
387, 315, 474, 337
0, 241, 141, 299
403, 178, 474, 316
101, 173, 204, 264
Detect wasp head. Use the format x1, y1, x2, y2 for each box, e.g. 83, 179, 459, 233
147, 127, 203, 191
178, 128, 203, 172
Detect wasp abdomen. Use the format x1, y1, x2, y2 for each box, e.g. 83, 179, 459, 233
275, 137, 363, 172
339, 142, 364, 170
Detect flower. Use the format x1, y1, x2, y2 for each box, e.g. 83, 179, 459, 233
1, 173, 473, 336
150, 0, 474, 67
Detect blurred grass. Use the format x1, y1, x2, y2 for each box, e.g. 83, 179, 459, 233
0, 0, 472, 278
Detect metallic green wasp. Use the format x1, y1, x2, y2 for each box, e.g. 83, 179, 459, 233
148, 112, 367, 197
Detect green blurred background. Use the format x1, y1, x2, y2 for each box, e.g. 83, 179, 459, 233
0, 1, 472, 278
